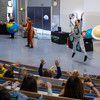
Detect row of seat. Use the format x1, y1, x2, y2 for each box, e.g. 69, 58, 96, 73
0, 60, 100, 84
0, 76, 96, 99
0, 60, 99, 99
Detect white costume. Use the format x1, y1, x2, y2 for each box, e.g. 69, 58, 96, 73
70, 18, 87, 56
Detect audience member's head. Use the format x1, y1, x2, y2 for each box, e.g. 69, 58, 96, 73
72, 69, 80, 77
96, 75, 100, 79
3, 64, 15, 78
63, 76, 84, 99
4, 70, 14, 78
20, 75, 37, 92
43, 70, 53, 78
0, 87, 10, 100
84, 77, 91, 82
19, 67, 27, 79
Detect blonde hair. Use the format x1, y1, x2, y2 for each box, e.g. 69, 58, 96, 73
72, 69, 80, 77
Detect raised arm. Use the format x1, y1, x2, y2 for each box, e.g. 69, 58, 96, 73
79, 12, 84, 33
38, 59, 45, 76
69, 13, 74, 27
23, 23, 27, 27
54, 60, 62, 79
85, 82, 100, 97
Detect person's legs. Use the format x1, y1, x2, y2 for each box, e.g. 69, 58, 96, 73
72, 37, 78, 58
79, 36, 87, 61
11, 34, 14, 39
25, 32, 30, 47
29, 31, 33, 48
79, 36, 87, 55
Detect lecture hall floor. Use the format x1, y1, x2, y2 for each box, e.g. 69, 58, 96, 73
0, 34, 100, 75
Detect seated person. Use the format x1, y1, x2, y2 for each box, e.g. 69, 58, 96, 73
59, 76, 100, 100
72, 69, 80, 77
19, 67, 27, 79
38, 59, 62, 79
0, 62, 21, 78
11, 74, 52, 95
96, 75, 100, 79
0, 87, 10, 100
66, 69, 87, 77
0, 63, 7, 77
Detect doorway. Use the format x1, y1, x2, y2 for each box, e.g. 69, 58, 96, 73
27, 7, 51, 39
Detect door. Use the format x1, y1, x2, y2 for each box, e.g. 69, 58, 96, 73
27, 7, 51, 31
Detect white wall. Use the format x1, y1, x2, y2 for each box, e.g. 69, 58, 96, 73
83, 0, 100, 30
60, 0, 100, 32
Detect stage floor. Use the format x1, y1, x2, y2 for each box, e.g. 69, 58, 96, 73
0, 34, 100, 75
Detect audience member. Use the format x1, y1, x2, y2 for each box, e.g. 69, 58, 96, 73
63, 76, 84, 99
59, 76, 100, 100
96, 75, 100, 79
11, 74, 52, 95
39, 59, 62, 79
0, 62, 21, 78
66, 69, 88, 77
0, 87, 10, 100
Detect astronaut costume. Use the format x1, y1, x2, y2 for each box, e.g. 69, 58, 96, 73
69, 16, 87, 61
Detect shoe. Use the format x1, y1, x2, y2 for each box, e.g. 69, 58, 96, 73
25, 45, 29, 47
10, 37, 14, 39
84, 55, 87, 62
72, 52, 75, 58
30, 46, 33, 48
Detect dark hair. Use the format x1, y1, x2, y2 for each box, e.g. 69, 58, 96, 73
43, 70, 52, 78
96, 75, 100, 79
77, 19, 80, 23
63, 76, 84, 99
20, 75, 37, 92
4, 70, 14, 78
0, 87, 10, 100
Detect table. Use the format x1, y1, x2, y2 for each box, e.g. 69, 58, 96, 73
68, 36, 93, 52
51, 31, 69, 44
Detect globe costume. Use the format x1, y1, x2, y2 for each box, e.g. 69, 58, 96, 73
9, 19, 15, 38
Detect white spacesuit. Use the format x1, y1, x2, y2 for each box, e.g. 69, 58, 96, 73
69, 15, 87, 61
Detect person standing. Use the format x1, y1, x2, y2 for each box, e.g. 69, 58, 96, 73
69, 12, 88, 62
22, 17, 35, 48
9, 16, 15, 39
